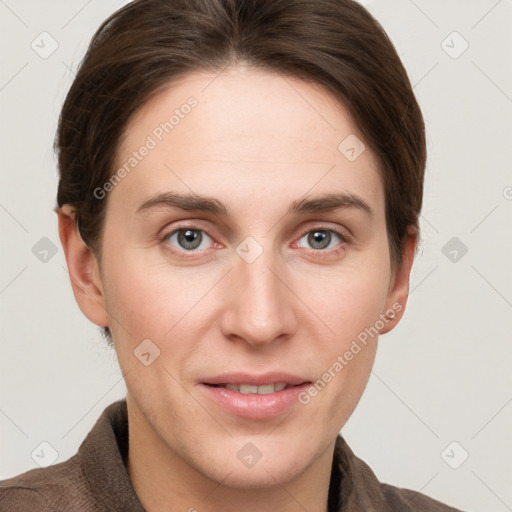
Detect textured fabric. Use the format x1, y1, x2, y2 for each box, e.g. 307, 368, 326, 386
0, 399, 463, 511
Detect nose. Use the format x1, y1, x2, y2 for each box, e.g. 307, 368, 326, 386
220, 248, 297, 348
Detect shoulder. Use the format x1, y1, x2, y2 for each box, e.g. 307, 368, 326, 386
0, 454, 99, 512
380, 482, 465, 511
332, 435, 465, 512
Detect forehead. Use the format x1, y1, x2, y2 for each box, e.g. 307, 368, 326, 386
111, 64, 384, 215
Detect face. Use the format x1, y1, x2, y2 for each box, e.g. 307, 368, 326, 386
69, 64, 412, 488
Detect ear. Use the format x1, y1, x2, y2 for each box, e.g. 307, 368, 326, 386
379, 227, 417, 335
57, 205, 110, 329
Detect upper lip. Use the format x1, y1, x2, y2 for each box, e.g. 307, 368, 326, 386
201, 372, 310, 386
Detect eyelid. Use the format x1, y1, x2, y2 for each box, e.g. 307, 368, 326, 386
159, 226, 216, 244
294, 223, 352, 244
157, 218, 213, 239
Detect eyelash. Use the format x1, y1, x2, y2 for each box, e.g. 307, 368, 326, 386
158, 225, 350, 260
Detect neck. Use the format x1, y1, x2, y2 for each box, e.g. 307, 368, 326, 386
125, 397, 334, 512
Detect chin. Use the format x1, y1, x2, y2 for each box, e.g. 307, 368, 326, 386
194, 435, 318, 489
210, 458, 309, 490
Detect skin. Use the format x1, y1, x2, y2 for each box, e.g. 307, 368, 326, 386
58, 63, 416, 512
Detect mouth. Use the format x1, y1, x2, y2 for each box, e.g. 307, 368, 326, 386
203, 382, 304, 394
199, 373, 312, 419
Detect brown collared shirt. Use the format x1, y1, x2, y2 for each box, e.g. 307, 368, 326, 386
0, 400, 464, 511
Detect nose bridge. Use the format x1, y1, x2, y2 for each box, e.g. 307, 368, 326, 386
221, 241, 296, 346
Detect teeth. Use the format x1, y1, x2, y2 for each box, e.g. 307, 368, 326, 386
222, 382, 288, 394
239, 384, 258, 394
256, 384, 275, 395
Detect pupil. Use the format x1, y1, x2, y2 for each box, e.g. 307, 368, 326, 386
309, 230, 330, 249
178, 229, 202, 250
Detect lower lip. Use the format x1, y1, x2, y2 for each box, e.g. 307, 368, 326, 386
199, 383, 310, 420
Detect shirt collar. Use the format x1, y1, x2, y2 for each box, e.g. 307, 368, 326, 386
329, 434, 386, 511
78, 399, 145, 511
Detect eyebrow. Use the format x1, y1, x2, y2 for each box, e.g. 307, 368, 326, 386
135, 191, 373, 217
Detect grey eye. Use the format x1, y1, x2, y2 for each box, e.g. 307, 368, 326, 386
298, 230, 342, 250
167, 229, 211, 251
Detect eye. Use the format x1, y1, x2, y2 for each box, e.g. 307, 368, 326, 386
159, 226, 347, 259
164, 228, 213, 252
297, 229, 344, 251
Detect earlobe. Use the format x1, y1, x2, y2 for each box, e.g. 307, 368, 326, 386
379, 227, 418, 335
57, 205, 110, 328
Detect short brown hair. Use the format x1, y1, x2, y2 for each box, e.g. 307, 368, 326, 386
55, 0, 426, 343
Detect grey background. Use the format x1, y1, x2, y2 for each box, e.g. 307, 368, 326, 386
1, 1, 511, 510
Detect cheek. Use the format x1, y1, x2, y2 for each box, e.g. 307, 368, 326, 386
100, 249, 181, 341
101, 253, 204, 400
298, 263, 390, 341
101, 248, 225, 350
293, 251, 390, 399
300, 271, 384, 425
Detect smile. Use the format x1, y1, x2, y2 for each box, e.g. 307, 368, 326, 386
207, 382, 289, 394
